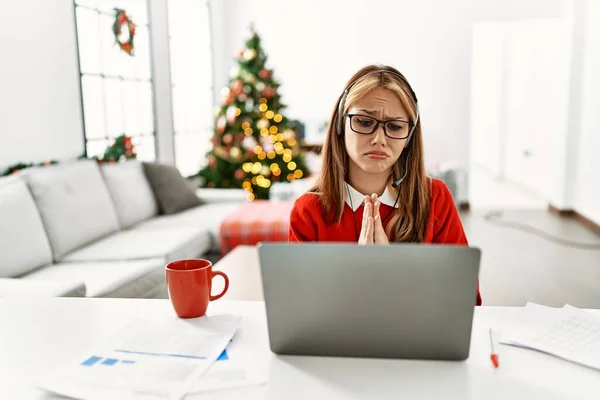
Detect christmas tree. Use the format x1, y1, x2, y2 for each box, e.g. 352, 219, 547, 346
196, 27, 309, 200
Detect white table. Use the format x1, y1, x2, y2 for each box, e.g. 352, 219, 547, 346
1, 298, 598, 399
213, 245, 263, 301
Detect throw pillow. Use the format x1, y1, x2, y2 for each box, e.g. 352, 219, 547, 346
142, 162, 204, 215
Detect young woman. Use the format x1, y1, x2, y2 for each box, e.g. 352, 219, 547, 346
288, 65, 482, 306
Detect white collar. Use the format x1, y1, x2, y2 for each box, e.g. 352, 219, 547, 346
344, 182, 399, 211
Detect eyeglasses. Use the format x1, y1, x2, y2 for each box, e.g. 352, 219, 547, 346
346, 114, 414, 140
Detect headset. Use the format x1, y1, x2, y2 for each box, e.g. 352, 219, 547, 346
336, 69, 419, 189
338, 69, 420, 237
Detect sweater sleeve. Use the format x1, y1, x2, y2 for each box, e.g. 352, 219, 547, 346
431, 179, 482, 306
431, 179, 468, 245
288, 194, 319, 242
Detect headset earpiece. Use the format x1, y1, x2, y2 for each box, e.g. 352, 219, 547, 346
336, 90, 349, 137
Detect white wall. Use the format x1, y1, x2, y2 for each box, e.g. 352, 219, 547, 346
574, 0, 600, 224
470, 22, 508, 177
0, 1, 84, 172
209, 0, 567, 173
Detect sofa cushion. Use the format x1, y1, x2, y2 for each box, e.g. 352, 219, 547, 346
0, 176, 54, 277
134, 203, 243, 253
61, 227, 210, 263
142, 162, 203, 215
22, 259, 164, 298
100, 160, 158, 228
22, 160, 120, 261
0, 278, 85, 297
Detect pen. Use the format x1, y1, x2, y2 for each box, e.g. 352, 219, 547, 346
489, 327, 499, 368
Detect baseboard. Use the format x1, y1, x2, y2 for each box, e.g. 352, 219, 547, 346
548, 204, 600, 236
548, 204, 575, 217
573, 211, 600, 236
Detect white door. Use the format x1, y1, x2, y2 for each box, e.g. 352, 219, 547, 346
503, 19, 571, 199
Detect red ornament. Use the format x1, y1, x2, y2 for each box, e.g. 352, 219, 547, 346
234, 169, 245, 180
117, 11, 127, 25
263, 86, 275, 99
259, 69, 272, 79
120, 42, 133, 55
231, 80, 244, 96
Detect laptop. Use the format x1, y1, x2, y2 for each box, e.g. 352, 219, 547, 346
257, 242, 481, 360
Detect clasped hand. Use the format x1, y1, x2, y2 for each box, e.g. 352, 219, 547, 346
358, 194, 389, 245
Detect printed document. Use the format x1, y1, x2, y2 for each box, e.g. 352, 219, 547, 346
38, 314, 241, 400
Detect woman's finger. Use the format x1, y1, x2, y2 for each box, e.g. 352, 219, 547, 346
374, 214, 389, 244
361, 197, 369, 227
366, 216, 374, 244
359, 200, 370, 244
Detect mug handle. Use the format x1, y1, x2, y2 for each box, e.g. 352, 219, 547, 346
210, 270, 230, 301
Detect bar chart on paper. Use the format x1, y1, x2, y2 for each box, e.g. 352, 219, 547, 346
81, 356, 136, 367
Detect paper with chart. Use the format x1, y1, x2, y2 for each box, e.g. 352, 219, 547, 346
190, 347, 267, 394
500, 303, 600, 371
37, 314, 241, 400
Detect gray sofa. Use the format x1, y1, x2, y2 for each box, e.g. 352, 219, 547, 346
0, 159, 245, 298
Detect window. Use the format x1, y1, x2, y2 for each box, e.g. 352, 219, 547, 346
74, 0, 156, 161
168, 0, 214, 177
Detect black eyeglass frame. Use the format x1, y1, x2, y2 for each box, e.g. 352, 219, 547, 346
345, 113, 415, 140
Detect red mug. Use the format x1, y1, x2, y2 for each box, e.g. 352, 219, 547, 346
165, 259, 229, 318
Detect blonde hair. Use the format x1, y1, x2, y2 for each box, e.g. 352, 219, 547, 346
312, 65, 430, 242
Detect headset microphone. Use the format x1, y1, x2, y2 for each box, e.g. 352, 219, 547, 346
391, 171, 407, 188
391, 126, 415, 188
384, 146, 412, 222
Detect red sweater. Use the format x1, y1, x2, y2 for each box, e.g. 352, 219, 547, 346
288, 178, 482, 305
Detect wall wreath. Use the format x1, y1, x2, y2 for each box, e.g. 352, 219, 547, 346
112, 8, 136, 56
